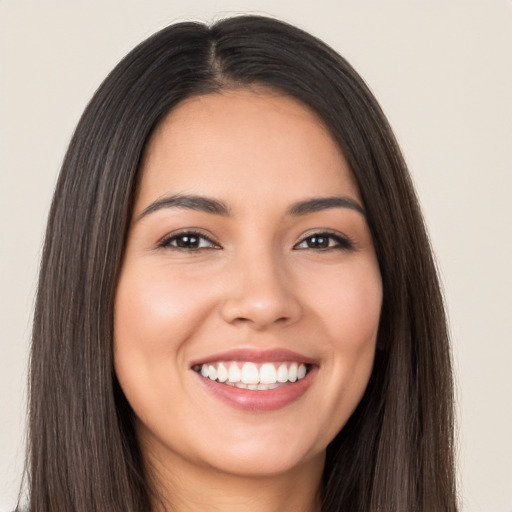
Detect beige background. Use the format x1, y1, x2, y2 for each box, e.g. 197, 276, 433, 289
1, 1, 511, 511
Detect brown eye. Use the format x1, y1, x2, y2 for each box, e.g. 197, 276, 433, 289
304, 235, 330, 249
294, 232, 354, 251
159, 231, 219, 251
174, 234, 201, 248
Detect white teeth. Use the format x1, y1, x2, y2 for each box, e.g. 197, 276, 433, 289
241, 362, 259, 384
198, 361, 309, 388
277, 363, 288, 383
234, 382, 280, 390
208, 365, 217, 381
260, 363, 277, 384
288, 363, 298, 383
228, 363, 241, 382
217, 362, 228, 382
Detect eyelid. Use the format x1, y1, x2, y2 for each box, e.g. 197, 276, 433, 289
293, 229, 356, 250
157, 228, 221, 250
156, 228, 356, 252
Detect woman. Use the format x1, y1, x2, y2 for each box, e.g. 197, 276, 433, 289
25, 15, 458, 512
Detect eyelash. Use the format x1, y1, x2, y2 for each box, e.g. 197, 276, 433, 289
158, 230, 219, 251
158, 229, 355, 252
294, 231, 355, 251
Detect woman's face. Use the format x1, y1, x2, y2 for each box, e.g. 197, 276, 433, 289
114, 89, 382, 480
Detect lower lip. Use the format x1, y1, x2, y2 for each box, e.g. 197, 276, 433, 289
196, 369, 316, 412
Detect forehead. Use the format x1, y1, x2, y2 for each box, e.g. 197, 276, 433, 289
136, 89, 361, 213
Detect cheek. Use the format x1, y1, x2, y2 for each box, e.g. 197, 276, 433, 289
114, 265, 213, 357
113, 266, 213, 414
308, 260, 382, 348
306, 260, 382, 412
334, 271, 381, 385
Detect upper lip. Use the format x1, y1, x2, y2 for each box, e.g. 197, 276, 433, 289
190, 348, 317, 367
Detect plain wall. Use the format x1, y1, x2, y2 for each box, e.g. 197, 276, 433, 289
1, 1, 511, 510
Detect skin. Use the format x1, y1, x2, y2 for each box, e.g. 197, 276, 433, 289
114, 89, 382, 512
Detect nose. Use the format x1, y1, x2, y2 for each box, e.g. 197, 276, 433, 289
220, 251, 303, 330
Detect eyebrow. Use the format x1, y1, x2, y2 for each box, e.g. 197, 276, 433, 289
287, 196, 366, 217
136, 193, 366, 221
137, 194, 231, 221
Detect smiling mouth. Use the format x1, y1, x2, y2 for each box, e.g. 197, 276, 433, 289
192, 361, 311, 390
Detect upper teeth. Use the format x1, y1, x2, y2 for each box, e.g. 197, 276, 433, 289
197, 362, 308, 386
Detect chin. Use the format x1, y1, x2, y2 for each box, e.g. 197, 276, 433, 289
201, 443, 325, 479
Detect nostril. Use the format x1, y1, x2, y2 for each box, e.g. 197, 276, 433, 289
220, 287, 303, 329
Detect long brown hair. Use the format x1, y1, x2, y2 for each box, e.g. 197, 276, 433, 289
24, 15, 458, 512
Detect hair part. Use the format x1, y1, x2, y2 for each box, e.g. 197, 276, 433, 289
25, 15, 457, 512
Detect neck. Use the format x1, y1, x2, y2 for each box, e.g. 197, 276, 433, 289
145, 446, 324, 512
